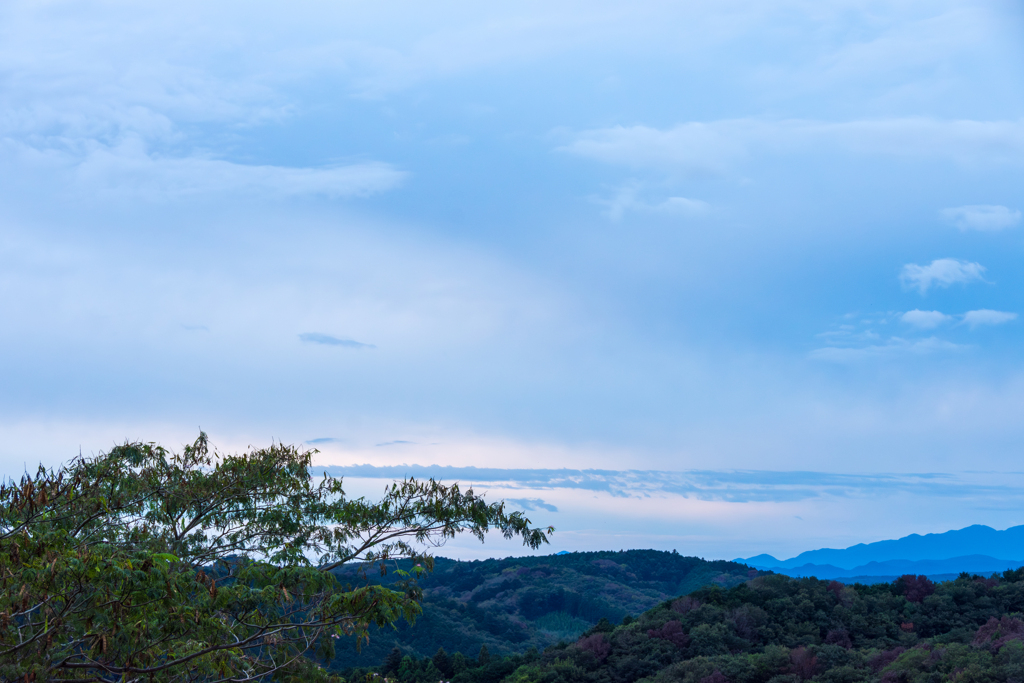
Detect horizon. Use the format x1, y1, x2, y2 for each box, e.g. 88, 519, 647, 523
410, 523, 1024, 574
1, 0, 1023, 560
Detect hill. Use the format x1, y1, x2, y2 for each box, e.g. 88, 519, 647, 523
329, 550, 757, 670
352, 567, 1024, 683
739, 524, 1024, 570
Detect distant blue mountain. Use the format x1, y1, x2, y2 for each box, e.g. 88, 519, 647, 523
762, 555, 1024, 580
737, 524, 1024, 570
743, 554, 784, 567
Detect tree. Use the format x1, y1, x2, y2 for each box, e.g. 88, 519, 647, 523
383, 646, 405, 675
477, 644, 490, 667
895, 574, 935, 603
398, 655, 417, 680
0, 434, 550, 682
420, 659, 442, 682
432, 646, 453, 679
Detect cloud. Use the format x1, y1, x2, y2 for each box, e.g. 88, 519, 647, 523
375, 440, 416, 447
941, 205, 1022, 232
560, 118, 1024, 174
298, 333, 376, 349
600, 183, 710, 220
810, 337, 964, 363
74, 145, 406, 199
901, 310, 952, 329
306, 437, 343, 444
505, 497, 559, 512
656, 197, 711, 215
900, 258, 986, 295
6, 139, 406, 200
899, 309, 1017, 330
962, 309, 1018, 329
312, 465, 1012, 505
566, 123, 747, 174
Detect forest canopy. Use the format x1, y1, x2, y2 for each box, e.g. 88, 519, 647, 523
351, 568, 1024, 683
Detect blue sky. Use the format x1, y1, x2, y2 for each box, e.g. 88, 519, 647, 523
1, 0, 1023, 560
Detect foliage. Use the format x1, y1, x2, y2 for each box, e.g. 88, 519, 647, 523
330, 551, 757, 668
0, 434, 549, 682
349, 570, 1024, 683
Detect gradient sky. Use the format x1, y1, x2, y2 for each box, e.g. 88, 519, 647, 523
2, 0, 1023, 560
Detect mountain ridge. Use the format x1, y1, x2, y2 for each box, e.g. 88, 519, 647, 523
738, 524, 1024, 569
759, 554, 1024, 580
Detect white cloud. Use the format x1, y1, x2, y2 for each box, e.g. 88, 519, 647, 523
5, 139, 406, 199
810, 336, 964, 362
561, 118, 1024, 174
600, 183, 710, 220
657, 197, 712, 215
901, 310, 952, 329
940, 205, 1021, 231
962, 309, 1018, 329
78, 153, 406, 200
0, 0, 1006, 110
899, 258, 986, 295
566, 123, 748, 175
900, 308, 1018, 330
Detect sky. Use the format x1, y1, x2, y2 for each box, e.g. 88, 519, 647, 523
1, 0, 1023, 561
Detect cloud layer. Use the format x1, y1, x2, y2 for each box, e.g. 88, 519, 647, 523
318, 464, 1009, 504
318, 464, 1024, 559
561, 119, 1024, 174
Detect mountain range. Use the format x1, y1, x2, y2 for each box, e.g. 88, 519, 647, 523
738, 524, 1024, 580
754, 554, 1024, 580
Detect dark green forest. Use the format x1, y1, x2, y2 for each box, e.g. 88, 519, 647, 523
331, 550, 758, 668
342, 567, 1024, 683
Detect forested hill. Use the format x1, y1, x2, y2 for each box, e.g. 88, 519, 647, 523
330, 550, 757, 669
357, 568, 1024, 683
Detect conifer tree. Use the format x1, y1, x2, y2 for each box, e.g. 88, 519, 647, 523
384, 646, 404, 676
433, 646, 453, 679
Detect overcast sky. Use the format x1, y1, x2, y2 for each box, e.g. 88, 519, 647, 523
2, 0, 1023, 560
